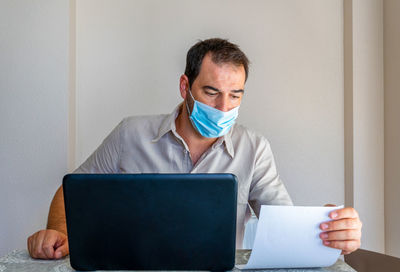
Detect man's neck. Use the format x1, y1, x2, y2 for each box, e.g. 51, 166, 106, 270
175, 104, 218, 164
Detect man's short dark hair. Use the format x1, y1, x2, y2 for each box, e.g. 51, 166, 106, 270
184, 38, 250, 87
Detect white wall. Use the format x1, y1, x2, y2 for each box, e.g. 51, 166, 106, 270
384, 0, 400, 258
0, 1, 70, 256
75, 0, 345, 207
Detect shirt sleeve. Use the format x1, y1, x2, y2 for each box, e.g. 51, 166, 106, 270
73, 120, 124, 173
248, 137, 293, 218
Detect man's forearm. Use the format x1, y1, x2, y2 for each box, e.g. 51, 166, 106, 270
46, 186, 67, 235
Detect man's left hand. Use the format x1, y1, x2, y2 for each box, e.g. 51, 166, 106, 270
319, 206, 362, 255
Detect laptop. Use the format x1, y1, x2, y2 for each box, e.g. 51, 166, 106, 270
63, 173, 238, 271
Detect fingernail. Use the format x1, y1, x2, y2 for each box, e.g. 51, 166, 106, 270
324, 241, 330, 245
321, 223, 329, 230
331, 212, 338, 219
55, 251, 61, 258
321, 233, 328, 239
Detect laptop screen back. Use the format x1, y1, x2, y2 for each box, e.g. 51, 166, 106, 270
63, 173, 238, 271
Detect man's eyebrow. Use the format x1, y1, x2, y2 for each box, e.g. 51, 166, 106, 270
203, 85, 221, 92
203, 85, 245, 93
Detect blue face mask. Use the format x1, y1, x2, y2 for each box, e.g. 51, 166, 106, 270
186, 89, 239, 138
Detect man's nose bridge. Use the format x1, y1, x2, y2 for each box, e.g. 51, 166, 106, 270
216, 93, 230, 112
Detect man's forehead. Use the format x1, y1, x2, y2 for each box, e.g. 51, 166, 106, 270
201, 53, 245, 71
198, 55, 246, 84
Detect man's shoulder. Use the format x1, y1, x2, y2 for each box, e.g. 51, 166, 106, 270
118, 113, 170, 136
122, 113, 168, 126
231, 124, 275, 162
231, 123, 271, 146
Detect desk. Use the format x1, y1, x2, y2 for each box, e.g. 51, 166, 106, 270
0, 249, 355, 272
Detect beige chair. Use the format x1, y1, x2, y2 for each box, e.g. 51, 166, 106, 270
345, 249, 400, 272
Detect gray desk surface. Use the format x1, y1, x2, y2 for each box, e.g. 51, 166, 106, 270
0, 249, 356, 272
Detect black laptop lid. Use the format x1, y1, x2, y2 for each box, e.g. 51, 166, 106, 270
63, 173, 238, 271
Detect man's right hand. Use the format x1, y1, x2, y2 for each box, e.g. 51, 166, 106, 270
27, 229, 69, 259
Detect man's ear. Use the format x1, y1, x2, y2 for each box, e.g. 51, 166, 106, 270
179, 74, 189, 99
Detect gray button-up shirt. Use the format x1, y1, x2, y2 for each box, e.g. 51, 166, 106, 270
74, 104, 293, 248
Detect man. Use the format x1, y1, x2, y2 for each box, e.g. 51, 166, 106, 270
27, 38, 362, 259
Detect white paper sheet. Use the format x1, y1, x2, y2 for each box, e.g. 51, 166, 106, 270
237, 205, 343, 269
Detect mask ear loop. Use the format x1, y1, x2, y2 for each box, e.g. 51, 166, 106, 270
185, 88, 200, 134
185, 88, 195, 117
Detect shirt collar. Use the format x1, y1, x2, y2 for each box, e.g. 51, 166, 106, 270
152, 103, 235, 158
151, 104, 182, 143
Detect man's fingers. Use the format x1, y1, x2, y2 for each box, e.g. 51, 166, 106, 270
42, 232, 57, 259
328, 207, 359, 220
30, 232, 38, 257
30, 231, 40, 257
53, 233, 67, 248
319, 206, 362, 255
320, 229, 361, 241
27, 230, 68, 259
320, 218, 361, 231
27, 236, 32, 256
31, 230, 47, 259
28, 235, 35, 257
54, 233, 69, 259
322, 239, 361, 253
54, 243, 69, 259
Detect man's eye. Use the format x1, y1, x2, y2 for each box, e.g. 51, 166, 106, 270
232, 95, 240, 99
206, 92, 218, 96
